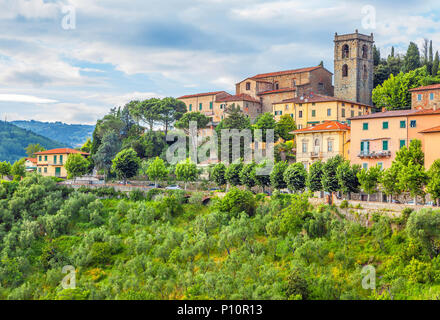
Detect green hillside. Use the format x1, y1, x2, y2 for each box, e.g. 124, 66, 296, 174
11, 120, 94, 148
0, 122, 65, 163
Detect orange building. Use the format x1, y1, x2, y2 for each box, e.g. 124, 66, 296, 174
35, 148, 89, 178
410, 84, 440, 110
349, 109, 440, 169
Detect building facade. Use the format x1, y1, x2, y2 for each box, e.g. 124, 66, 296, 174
25, 158, 37, 172
292, 121, 350, 170
410, 84, 440, 110
334, 30, 374, 106
349, 109, 440, 169
272, 93, 372, 129
35, 148, 89, 178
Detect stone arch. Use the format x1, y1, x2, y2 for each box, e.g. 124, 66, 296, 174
342, 44, 350, 58
342, 64, 349, 77
362, 44, 368, 59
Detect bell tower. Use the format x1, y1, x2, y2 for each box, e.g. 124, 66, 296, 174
334, 30, 374, 106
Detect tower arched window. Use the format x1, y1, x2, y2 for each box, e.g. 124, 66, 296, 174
342, 64, 349, 77
362, 45, 368, 59
275, 82, 279, 90
342, 44, 350, 59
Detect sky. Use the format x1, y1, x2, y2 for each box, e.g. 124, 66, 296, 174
0, 0, 440, 124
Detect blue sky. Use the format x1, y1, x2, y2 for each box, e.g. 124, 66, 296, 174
0, 0, 439, 124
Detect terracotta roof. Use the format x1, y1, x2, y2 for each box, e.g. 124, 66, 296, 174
252, 66, 323, 79
26, 158, 37, 164
178, 91, 230, 99
217, 94, 260, 103
275, 94, 373, 108
409, 84, 440, 92
419, 125, 440, 134
349, 108, 440, 120
258, 88, 296, 95
292, 121, 351, 134
34, 148, 89, 156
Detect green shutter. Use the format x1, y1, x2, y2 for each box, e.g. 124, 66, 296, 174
383, 121, 388, 129
189, 104, 192, 111
400, 140, 406, 148
210, 102, 213, 109
363, 123, 368, 130
400, 120, 406, 128
382, 140, 388, 151
199, 103, 202, 110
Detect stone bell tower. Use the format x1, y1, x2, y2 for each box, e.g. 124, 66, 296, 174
334, 30, 374, 106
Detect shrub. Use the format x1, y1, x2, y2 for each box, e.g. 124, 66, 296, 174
219, 187, 256, 217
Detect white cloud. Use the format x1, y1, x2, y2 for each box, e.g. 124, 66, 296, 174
0, 94, 57, 103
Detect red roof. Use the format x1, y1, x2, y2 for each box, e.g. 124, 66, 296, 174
26, 158, 37, 164
349, 108, 440, 120
409, 84, 440, 92
292, 121, 351, 134
217, 94, 260, 103
419, 125, 440, 134
258, 88, 296, 95
178, 91, 230, 99
252, 66, 323, 79
34, 148, 89, 156
276, 94, 373, 108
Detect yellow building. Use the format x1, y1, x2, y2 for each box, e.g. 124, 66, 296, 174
35, 148, 89, 178
273, 93, 373, 129
292, 121, 350, 170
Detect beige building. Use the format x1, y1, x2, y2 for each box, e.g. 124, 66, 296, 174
236, 66, 334, 114
273, 93, 373, 129
35, 148, 89, 178
292, 121, 350, 170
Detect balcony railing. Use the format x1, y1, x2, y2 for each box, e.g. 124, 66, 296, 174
358, 150, 391, 159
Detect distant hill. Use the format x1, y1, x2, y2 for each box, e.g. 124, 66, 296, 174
11, 120, 95, 148
0, 122, 65, 163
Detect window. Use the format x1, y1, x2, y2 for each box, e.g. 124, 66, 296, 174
361, 141, 370, 154
358, 112, 362, 116
400, 120, 406, 128
382, 140, 389, 151
312, 103, 316, 106
378, 162, 383, 170
363, 123, 369, 130
210, 102, 213, 110
44, 156, 47, 161
302, 141, 308, 153
351, 110, 355, 117
44, 167, 47, 173
199, 103, 202, 111
38, 168, 41, 173
342, 64, 349, 77
342, 44, 349, 58
297, 124, 303, 129
312, 110, 316, 117
430, 93, 435, 100
363, 163, 368, 170
246, 82, 251, 90
400, 140, 406, 148
318, 83, 324, 91
189, 104, 192, 111
285, 105, 289, 110
418, 94, 422, 101
341, 109, 345, 117
275, 82, 279, 90
60, 155, 63, 164
410, 120, 416, 128
362, 45, 368, 59
328, 140, 334, 152
290, 114, 294, 118
54, 155, 57, 164
299, 110, 303, 118
39, 156, 42, 161
383, 121, 389, 129
327, 109, 331, 116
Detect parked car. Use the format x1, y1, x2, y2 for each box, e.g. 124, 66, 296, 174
166, 185, 182, 190
147, 183, 162, 188
391, 199, 401, 204
425, 201, 435, 206
407, 200, 421, 206
209, 187, 220, 191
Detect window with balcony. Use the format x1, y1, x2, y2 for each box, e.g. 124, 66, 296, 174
53, 155, 57, 165
382, 140, 389, 151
